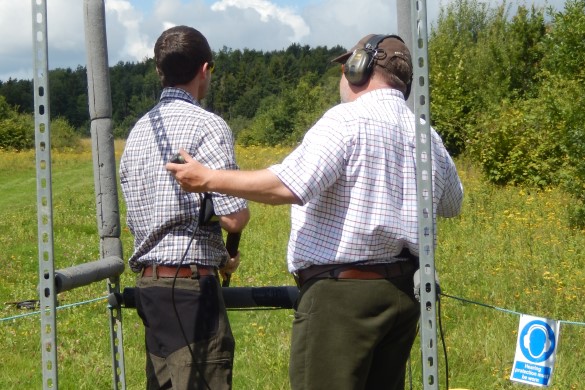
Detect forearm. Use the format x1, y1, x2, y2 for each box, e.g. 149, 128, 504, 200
207, 169, 300, 205
218, 207, 250, 232
166, 150, 301, 205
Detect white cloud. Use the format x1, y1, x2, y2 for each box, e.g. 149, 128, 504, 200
0, 0, 86, 79
46, 0, 84, 52
211, 0, 310, 42
106, 0, 151, 62
162, 21, 178, 31
0, 0, 571, 81
0, 1, 32, 55
300, 0, 395, 49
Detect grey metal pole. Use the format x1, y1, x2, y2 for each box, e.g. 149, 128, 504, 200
32, 1, 59, 388
411, 0, 440, 389
397, 0, 414, 111
83, 1, 126, 388
55, 257, 125, 293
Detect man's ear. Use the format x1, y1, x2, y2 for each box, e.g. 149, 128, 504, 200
199, 64, 212, 82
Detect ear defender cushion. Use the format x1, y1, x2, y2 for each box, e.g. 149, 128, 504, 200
344, 48, 373, 86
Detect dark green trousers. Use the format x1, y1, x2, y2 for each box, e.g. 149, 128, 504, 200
289, 273, 419, 390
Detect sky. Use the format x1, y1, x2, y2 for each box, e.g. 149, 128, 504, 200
0, 0, 568, 82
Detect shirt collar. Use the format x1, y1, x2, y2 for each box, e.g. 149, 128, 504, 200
160, 87, 200, 106
357, 88, 404, 102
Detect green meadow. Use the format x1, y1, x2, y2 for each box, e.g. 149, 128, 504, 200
1, 140, 584, 389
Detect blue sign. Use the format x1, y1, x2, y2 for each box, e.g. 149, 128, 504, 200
510, 315, 560, 387
519, 320, 556, 363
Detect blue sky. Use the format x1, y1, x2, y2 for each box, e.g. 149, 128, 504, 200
0, 0, 568, 81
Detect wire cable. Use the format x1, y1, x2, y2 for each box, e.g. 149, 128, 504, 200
170, 192, 212, 390
437, 293, 449, 390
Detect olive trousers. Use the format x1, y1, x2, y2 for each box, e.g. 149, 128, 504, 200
289, 273, 420, 390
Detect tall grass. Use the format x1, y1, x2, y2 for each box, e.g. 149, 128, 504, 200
0, 142, 583, 389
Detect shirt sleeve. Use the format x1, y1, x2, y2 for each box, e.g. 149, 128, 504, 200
194, 115, 248, 216
269, 112, 350, 205
432, 131, 464, 218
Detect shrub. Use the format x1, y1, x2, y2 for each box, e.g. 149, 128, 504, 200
238, 73, 338, 146
470, 99, 566, 187
0, 95, 80, 151
50, 117, 82, 150
429, 1, 546, 157
0, 113, 34, 150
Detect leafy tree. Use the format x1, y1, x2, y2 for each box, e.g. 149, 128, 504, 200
540, 0, 585, 79
433, 0, 584, 226
428, 0, 491, 156
470, 94, 567, 187
50, 116, 82, 150
429, 1, 546, 156
49, 66, 88, 130
0, 95, 34, 150
206, 44, 345, 123
238, 72, 338, 146
0, 95, 11, 119
539, 0, 585, 226
0, 78, 33, 113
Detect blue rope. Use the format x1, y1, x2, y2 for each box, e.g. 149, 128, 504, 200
1, 296, 108, 323
440, 292, 585, 327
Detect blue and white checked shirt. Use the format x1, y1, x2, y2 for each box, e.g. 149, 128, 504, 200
120, 88, 248, 272
269, 88, 463, 272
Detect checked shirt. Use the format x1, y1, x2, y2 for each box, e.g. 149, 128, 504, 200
269, 88, 463, 272
120, 87, 247, 272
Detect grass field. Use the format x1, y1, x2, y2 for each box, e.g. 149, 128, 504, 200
1, 140, 584, 389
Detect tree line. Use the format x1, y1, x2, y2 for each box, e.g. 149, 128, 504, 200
0, 43, 345, 140
1, 0, 584, 226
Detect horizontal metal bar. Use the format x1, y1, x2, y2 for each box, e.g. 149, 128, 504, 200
109, 286, 299, 310
54, 256, 125, 293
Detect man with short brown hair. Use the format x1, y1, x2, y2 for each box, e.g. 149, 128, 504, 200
120, 25, 250, 390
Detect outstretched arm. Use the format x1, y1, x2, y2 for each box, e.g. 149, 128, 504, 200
166, 149, 300, 205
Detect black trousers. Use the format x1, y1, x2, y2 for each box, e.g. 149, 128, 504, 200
135, 273, 235, 390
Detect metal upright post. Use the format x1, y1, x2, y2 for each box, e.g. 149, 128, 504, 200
84, 1, 126, 388
411, 0, 440, 389
32, 1, 58, 388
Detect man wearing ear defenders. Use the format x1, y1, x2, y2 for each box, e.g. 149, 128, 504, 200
166, 33, 463, 390
120, 26, 250, 390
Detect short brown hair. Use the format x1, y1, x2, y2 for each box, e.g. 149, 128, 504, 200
154, 26, 212, 87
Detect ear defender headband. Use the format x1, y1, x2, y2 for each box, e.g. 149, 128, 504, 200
344, 34, 412, 98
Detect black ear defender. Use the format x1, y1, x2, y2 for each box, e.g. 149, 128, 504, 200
344, 34, 412, 98
344, 34, 391, 86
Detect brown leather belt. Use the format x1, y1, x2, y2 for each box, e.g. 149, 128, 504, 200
142, 264, 217, 278
296, 261, 416, 287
